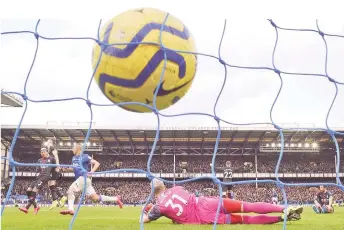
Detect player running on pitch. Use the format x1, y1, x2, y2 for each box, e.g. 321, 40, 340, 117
141, 178, 303, 225
18, 147, 56, 214
312, 185, 334, 214
45, 139, 67, 210
60, 143, 123, 215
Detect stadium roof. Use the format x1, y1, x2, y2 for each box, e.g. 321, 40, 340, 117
1, 90, 23, 107
1, 123, 343, 153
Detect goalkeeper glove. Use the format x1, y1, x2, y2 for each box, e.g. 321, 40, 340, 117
143, 203, 153, 214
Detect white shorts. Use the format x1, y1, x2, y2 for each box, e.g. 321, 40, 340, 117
69, 176, 96, 196
272, 197, 278, 203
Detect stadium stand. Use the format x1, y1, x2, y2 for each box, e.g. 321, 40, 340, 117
1, 124, 344, 206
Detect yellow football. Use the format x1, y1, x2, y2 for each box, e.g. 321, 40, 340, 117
92, 8, 197, 113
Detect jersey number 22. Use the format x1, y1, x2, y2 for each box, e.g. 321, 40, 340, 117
224, 171, 232, 179
165, 194, 188, 216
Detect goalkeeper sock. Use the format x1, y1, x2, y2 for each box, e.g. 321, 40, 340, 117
99, 195, 118, 203
230, 214, 282, 224
223, 200, 284, 214
243, 202, 284, 214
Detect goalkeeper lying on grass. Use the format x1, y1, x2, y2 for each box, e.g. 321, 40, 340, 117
141, 178, 303, 225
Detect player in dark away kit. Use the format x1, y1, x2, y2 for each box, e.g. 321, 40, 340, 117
45, 139, 67, 210
312, 185, 334, 214
211, 161, 234, 199
18, 147, 56, 214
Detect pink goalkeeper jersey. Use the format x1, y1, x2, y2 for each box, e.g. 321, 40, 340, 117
147, 186, 229, 224
148, 186, 198, 224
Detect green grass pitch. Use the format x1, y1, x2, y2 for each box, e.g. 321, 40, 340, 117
2, 206, 344, 230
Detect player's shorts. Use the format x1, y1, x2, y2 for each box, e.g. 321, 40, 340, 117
68, 176, 95, 196
196, 197, 243, 224
49, 170, 62, 181
29, 175, 50, 190
222, 185, 233, 192
272, 197, 278, 204
197, 197, 229, 224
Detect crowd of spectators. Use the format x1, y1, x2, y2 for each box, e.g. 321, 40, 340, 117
4, 152, 343, 205
10, 153, 344, 174
2, 178, 344, 205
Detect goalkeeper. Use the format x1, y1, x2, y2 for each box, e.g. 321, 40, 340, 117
312, 185, 334, 214
141, 179, 303, 225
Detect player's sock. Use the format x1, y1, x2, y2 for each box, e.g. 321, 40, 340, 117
56, 189, 64, 199
230, 214, 282, 224
242, 202, 284, 214
67, 193, 75, 211
228, 191, 234, 199
223, 200, 284, 214
25, 200, 33, 209
26, 192, 37, 209
31, 192, 38, 208
49, 185, 60, 210
242, 215, 281, 224
59, 196, 68, 207
50, 185, 58, 201
99, 195, 118, 203
25, 191, 32, 209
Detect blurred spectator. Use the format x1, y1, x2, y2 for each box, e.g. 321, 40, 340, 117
10, 154, 343, 174
3, 152, 343, 205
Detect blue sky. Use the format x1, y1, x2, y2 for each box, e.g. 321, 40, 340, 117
1, 0, 344, 129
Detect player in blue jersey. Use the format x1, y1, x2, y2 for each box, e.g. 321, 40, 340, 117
60, 143, 123, 215
271, 189, 279, 205
312, 185, 334, 214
